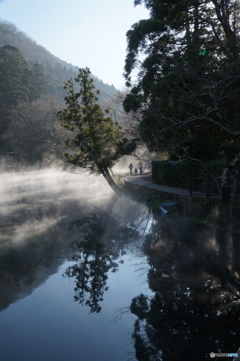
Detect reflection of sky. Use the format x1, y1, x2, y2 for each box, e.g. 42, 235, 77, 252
0, 253, 151, 361
133, 212, 155, 236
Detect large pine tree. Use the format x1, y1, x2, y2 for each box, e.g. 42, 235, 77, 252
58, 68, 136, 193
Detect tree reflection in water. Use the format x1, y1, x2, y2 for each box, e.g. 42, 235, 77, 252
130, 203, 240, 361
63, 200, 240, 359
63, 208, 139, 313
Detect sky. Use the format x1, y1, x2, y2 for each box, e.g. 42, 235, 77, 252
0, 0, 149, 89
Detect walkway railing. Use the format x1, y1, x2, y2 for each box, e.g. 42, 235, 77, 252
189, 174, 221, 199
190, 173, 240, 200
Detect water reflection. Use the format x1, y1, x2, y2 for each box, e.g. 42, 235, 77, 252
60, 199, 240, 359
63, 208, 140, 313
0, 169, 114, 312
2, 169, 240, 361
130, 205, 240, 361
0, 169, 153, 361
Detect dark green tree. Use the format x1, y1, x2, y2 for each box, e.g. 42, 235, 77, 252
29, 62, 47, 102
0, 45, 30, 143
0, 46, 53, 157
58, 67, 136, 193
124, 0, 240, 198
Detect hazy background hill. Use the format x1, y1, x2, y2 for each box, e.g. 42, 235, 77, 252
0, 20, 118, 166
0, 20, 117, 101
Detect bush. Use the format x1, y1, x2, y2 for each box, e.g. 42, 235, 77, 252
152, 160, 223, 188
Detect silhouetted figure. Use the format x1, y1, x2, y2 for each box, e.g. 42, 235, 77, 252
129, 163, 133, 175
135, 168, 138, 175
138, 161, 143, 175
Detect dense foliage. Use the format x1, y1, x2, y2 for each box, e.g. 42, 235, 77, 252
0, 45, 46, 133
124, 0, 240, 193
152, 160, 223, 191
0, 45, 49, 156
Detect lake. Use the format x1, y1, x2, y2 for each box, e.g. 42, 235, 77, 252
0, 169, 240, 361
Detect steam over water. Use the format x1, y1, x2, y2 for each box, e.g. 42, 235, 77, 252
1, 168, 239, 361
0, 168, 151, 361
0, 169, 115, 308
0, 168, 113, 231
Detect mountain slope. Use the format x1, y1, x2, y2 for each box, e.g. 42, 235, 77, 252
0, 20, 117, 101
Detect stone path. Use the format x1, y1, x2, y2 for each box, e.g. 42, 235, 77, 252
125, 173, 219, 199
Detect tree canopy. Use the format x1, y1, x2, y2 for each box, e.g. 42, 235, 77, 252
123, 0, 240, 192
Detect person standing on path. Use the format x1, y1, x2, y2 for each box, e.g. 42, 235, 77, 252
138, 161, 143, 175
129, 163, 133, 175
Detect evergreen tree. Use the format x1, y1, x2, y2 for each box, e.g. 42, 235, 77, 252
0, 45, 30, 150
29, 62, 47, 102
58, 68, 136, 193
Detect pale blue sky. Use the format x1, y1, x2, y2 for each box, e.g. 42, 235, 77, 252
0, 0, 149, 89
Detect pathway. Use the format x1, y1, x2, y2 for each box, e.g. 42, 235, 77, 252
124, 173, 219, 199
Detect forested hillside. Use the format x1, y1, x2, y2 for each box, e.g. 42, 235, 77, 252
0, 21, 117, 101
0, 20, 118, 166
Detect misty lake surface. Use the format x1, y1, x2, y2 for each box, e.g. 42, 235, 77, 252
1, 169, 240, 361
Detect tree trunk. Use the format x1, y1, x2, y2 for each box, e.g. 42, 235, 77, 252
98, 164, 122, 194
104, 170, 121, 195
221, 152, 240, 201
